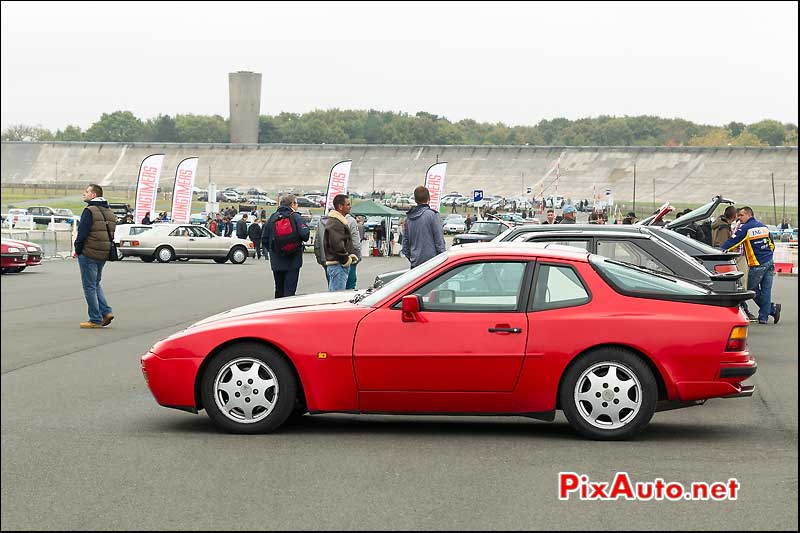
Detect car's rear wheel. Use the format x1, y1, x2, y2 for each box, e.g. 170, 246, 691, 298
7, 266, 25, 273
201, 343, 297, 434
213, 257, 228, 264
156, 246, 174, 263
140, 255, 155, 263
116, 247, 124, 260
229, 246, 248, 264
177, 257, 190, 262
559, 348, 657, 440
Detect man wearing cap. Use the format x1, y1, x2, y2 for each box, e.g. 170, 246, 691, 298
623, 211, 637, 225
560, 204, 577, 224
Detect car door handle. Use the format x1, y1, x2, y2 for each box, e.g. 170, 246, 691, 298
488, 327, 522, 334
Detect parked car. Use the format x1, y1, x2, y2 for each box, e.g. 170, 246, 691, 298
494, 224, 744, 294
499, 213, 528, 226
113, 224, 156, 260
118, 223, 255, 264
439, 215, 465, 235
0, 238, 42, 273
25, 206, 77, 225
294, 196, 318, 208
107, 203, 133, 223
1, 208, 31, 227
142, 243, 755, 440
451, 220, 511, 245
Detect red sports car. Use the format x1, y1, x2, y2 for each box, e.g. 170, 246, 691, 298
141, 244, 756, 440
1, 238, 42, 273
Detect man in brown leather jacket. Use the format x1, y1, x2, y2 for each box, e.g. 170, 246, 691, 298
74, 184, 116, 328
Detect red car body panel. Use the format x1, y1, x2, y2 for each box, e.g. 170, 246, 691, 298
141, 248, 754, 418
2, 238, 43, 267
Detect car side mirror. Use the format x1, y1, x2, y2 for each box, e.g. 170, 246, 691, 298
401, 295, 422, 322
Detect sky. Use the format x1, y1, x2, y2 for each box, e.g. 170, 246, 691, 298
1, 1, 797, 132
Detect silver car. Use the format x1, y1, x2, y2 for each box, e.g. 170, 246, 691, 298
118, 223, 255, 264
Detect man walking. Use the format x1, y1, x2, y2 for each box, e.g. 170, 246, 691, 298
74, 184, 116, 328
261, 194, 310, 298
402, 185, 446, 268
720, 206, 781, 325
236, 213, 249, 239
247, 217, 263, 259
323, 194, 359, 291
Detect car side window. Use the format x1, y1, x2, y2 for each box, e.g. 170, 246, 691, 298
597, 240, 670, 274
521, 236, 590, 250
170, 227, 190, 237
410, 261, 527, 312
531, 263, 591, 311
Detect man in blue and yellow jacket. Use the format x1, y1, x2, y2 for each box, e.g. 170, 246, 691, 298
720, 206, 781, 325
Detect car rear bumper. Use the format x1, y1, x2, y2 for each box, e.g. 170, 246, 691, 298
674, 357, 757, 401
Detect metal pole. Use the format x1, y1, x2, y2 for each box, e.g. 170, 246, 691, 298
632, 164, 636, 215
782, 182, 786, 223
372, 168, 375, 195
771, 172, 777, 225
653, 178, 655, 212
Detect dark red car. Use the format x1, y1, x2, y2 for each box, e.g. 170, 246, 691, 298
142, 244, 756, 440
1, 238, 43, 273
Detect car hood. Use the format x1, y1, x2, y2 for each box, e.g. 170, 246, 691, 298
190, 290, 363, 327
2, 238, 41, 250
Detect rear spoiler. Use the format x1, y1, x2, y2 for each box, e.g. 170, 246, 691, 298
694, 252, 740, 261
709, 271, 744, 282
642, 290, 755, 308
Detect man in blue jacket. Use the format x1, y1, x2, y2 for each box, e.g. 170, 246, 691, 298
261, 194, 310, 298
720, 206, 781, 325
402, 186, 446, 268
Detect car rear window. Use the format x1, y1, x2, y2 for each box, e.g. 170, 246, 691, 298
590, 255, 710, 297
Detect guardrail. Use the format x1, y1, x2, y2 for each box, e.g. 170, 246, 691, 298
1, 227, 76, 258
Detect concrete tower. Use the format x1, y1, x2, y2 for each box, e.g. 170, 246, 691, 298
228, 71, 262, 144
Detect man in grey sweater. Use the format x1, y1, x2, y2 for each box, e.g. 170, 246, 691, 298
402, 186, 446, 268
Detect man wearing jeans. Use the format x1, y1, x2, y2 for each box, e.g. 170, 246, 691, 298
323, 194, 358, 291
720, 206, 781, 325
73, 184, 116, 328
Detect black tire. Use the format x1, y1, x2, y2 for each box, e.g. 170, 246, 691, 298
200, 343, 297, 434
116, 247, 124, 260
213, 257, 228, 264
559, 348, 657, 440
156, 246, 174, 263
9, 266, 26, 273
140, 255, 155, 263
229, 246, 248, 265
177, 257, 190, 262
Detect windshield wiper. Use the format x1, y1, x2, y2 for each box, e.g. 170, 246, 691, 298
349, 287, 375, 304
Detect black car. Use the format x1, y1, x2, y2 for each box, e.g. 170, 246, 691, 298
25, 206, 77, 225
452, 221, 511, 245
494, 224, 743, 293
107, 202, 133, 223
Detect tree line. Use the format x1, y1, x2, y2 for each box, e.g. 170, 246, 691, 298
2, 109, 797, 147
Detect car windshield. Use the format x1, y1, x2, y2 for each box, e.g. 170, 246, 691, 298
355, 253, 448, 307
668, 200, 716, 227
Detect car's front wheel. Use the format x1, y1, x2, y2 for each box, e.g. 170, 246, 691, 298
213, 257, 228, 264
559, 348, 657, 440
201, 343, 297, 434
140, 255, 155, 263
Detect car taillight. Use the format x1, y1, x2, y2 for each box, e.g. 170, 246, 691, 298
714, 264, 738, 273
131, 240, 140, 246
725, 326, 748, 352
248, 242, 254, 248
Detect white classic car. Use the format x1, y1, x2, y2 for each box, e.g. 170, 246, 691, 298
118, 223, 255, 264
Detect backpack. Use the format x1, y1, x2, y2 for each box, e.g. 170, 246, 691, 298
272, 212, 301, 255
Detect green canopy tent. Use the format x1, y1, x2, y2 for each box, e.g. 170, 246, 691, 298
350, 200, 405, 256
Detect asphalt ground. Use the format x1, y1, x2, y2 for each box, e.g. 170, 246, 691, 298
1, 255, 797, 530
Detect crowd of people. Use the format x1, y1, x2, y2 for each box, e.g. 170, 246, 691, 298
72, 182, 786, 330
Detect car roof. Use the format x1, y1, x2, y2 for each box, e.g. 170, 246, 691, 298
448, 242, 590, 262
505, 224, 650, 237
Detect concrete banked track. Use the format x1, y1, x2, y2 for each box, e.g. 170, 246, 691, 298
2, 142, 797, 205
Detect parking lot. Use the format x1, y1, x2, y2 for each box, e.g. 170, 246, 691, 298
1, 257, 797, 529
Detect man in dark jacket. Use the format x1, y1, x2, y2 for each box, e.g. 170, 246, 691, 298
74, 184, 116, 329
261, 195, 310, 298
323, 194, 359, 291
247, 217, 263, 259
560, 204, 577, 223
236, 213, 249, 239
402, 186, 446, 268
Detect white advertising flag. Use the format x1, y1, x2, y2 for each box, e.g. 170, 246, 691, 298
134, 154, 165, 225
170, 157, 199, 224
325, 160, 352, 211
424, 162, 447, 213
